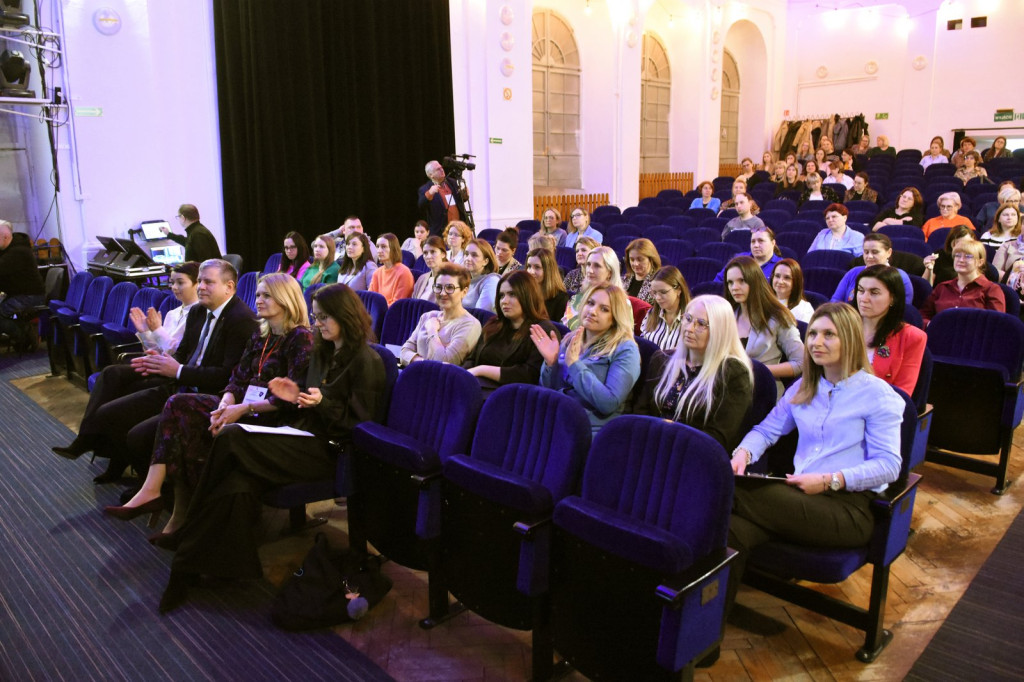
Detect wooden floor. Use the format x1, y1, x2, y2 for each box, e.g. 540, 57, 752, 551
18, 368, 1024, 682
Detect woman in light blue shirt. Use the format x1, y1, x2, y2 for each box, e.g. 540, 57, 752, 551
689, 181, 722, 212
461, 238, 500, 313
563, 207, 604, 249
725, 302, 904, 612
532, 282, 641, 433
807, 203, 864, 257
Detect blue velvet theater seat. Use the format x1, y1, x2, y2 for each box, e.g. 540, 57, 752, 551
549, 416, 735, 681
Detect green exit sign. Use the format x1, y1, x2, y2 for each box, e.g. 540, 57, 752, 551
995, 111, 1014, 122
874, 113, 889, 120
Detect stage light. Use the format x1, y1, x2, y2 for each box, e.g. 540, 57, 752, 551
0, 0, 30, 29
0, 50, 35, 98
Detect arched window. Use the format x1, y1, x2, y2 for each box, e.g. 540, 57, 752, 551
532, 9, 581, 190
640, 32, 671, 173
720, 49, 740, 164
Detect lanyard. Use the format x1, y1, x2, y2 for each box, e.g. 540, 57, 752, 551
257, 334, 283, 379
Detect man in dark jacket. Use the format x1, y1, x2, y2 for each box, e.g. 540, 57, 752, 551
166, 204, 221, 262
0, 220, 45, 350
418, 160, 468, 237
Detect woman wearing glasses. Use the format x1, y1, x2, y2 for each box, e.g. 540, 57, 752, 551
278, 232, 310, 281
399, 262, 482, 365
563, 207, 604, 248
920, 239, 1005, 326
635, 295, 753, 451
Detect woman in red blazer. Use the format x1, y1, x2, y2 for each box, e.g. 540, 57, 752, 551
855, 265, 927, 394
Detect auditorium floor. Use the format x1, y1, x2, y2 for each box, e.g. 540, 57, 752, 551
19, 370, 1024, 682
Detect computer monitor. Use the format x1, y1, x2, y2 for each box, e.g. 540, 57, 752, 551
140, 220, 170, 241
97, 236, 125, 253
114, 237, 155, 265
149, 244, 186, 266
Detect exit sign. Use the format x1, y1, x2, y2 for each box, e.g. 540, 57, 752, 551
874, 113, 889, 120
995, 111, 1015, 122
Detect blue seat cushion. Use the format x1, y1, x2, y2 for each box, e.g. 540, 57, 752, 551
443, 455, 553, 521
553, 496, 692, 574
749, 541, 867, 584
353, 421, 440, 475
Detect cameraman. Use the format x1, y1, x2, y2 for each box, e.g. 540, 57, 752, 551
418, 160, 468, 237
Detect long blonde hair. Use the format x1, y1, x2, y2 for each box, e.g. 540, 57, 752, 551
257, 273, 310, 337
567, 282, 635, 358
793, 302, 870, 405
654, 296, 752, 423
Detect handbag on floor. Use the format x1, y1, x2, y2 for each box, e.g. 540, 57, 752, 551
271, 532, 392, 630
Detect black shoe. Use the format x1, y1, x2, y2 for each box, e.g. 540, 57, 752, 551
93, 457, 128, 484
159, 571, 199, 614
52, 436, 95, 461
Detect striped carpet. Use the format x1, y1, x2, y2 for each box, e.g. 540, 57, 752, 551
0, 352, 393, 681
906, 505, 1024, 681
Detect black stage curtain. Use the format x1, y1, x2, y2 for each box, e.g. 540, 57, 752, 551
213, 0, 456, 271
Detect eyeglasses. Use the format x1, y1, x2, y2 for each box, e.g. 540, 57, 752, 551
283, 245, 298, 251
432, 283, 462, 294
683, 313, 710, 331
953, 253, 976, 261
312, 313, 332, 322
571, 213, 584, 218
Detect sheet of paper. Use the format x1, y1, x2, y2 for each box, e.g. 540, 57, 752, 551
236, 423, 315, 437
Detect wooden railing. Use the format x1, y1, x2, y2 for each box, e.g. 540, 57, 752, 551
638, 172, 694, 199
718, 163, 744, 179
534, 193, 610, 220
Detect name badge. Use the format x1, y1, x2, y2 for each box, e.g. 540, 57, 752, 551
243, 385, 268, 405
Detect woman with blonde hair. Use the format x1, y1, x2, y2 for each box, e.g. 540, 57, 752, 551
641, 266, 692, 350
563, 236, 600, 294
564, 207, 604, 248
299, 234, 340, 291
563, 245, 621, 330
622, 238, 662, 303
759, 151, 775, 172
539, 207, 567, 247
724, 255, 804, 396
525, 247, 570, 321
637, 295, 753, 451
370, 232, 415, 305
868, 135, 896, 159
921, 239, 1005, 325
532, 282, 641, 433
104, 273, 313, 536
462, 238, 501, 312
444, 220, 473, 265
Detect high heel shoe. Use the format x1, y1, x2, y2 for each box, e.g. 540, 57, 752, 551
51, 435, 97, 461
148, 530, 181, 550
93, 457, 128, 484
104, 497, 165, 528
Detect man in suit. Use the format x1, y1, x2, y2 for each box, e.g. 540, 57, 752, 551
166, 204, 221, 262
418, 160, 468, 237
51, 259, 258, 481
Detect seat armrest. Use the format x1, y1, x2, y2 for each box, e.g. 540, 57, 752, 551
656, 547, 737, 609
411, 471, 442, 488
872, 473, 922, 516
513, 518, 551, 539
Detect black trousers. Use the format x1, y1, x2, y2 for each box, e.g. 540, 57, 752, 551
171, 424, 336, 580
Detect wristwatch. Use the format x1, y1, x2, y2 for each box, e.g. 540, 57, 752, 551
829, 472, 842, 491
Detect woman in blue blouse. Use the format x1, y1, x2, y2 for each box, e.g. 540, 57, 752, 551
726, 302, 904, 618
563, 207, 604, 248
531, 282, 641, 433
807, 203, 864, 257
689, 181, 721, 212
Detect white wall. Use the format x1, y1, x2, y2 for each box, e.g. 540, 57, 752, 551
35, 0, 223, 268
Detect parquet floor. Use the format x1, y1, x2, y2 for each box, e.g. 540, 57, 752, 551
18, 370, 1024, 682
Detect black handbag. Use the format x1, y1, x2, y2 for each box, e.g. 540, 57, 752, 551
271, 533, 392, 630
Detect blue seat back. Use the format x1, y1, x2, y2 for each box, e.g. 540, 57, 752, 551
355, 289, 388, 342
263, 252, 282, 274
685, 208, 716, 226
664, 215, 695, 231
133, 287, 167, 315
777, 219, 821, 235
387, 361, 482, 461
999, 284, 1021, 318
555, 246, 577, 272
379, 297, 439, 347
368, 343, 400, 414
100, 282, 139, 325
742, 359, 776, 434
578, 416, 733, 558
237, 271, 259, 312
775, 232, 814, 258
158, 294, 182, 317
80, 276, 113, 317
469, 384, 592, 503
677, 257, 722, 285
59, 271, 93, 312
516, 219, 540, 232
757, 209, 792, 230
303, 283, 326, 324
926, 308, 1024, 380
696, 242, 742, 265
465, 307, 495, 328
654, 239, 693, 266
801, 249, 853, 271
642, 225, 677, 243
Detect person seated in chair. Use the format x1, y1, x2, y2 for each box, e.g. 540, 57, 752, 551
369, 233, 414, 306
855, 265, 926, 394
494, 228, 523, 276
562, 246, 621, 330
721, 193, 765, 240
640, 266, 691, 351
400, 262, 482, 365
464, 270, 559, 396
726, 302, 904, 628
462, 239, 501, 313
532, 282, 641, 433
831, 234, 913, 306
0, 219, 46, 352
922, 192, 974, 240
844, 172, 878, 204
635, 295, 752, 451
808, 204, 864, 257
797, 173, 841, 208
920, 238, 1005, 326
525, 247, 570, 322
299, 235, 340, 292
621, 238, 661, 304
51, 260, 258, 482
872, 188, 925, 232
157, 283, 387, 614
336, 233, 377, 291
130, 261, 200, 354
411, 236, 448, 303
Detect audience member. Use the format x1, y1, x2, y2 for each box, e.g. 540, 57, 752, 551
399, 262, 482, 365
719, 180, 748, 213
104, 274, 312, 536
462, 239, 501, 313
724, 255, 804, 396
564, 207, 604, 248
539, 207, 568, 247
563, 246, 620, 330
0, 220, 46, 351
444, 220, 473, 266
165, 204, 221, 262
824, 161, 853, 191
922, 192, 974, 240
774, 164, 805, 197
954, 151, 989, 185
130, 261, 200, 354
621, 238, 661, 303
983, 136, 1012, 162
325, 216, 378, 262
494, 228, 523, 276
532, 282, 641, 433
336, 232, 377, 290
844, 172, 878, 204
737, 158, 756, 183
867, 135, 896, 159
691, 181, 722, 212
527, 232, 558, 254
975, 184, 1021, 230
769, 161, 787, 183
278, 232, 311, 281
772, 259, 813, 323
796, 142, 814, 165
411, 235, 448, 302
400, 221, 430, 259
640, 266, 691, 350
369, 233, 414, 306
157, 283, 386, 613
721, 193, 765, 239
563, 236, 599, 294
920, 139, 949, 169
464, 270, 558, 395
636, 295, 753, 451
300, 235, 340, 291
950, 137, 976, 168
759, 151, 775, 171
923, 224, 975, 285
525, 247, 570, 321
921, 239, 1005, 325
831, 233, 913, 305
855, 265, 926, 394
801, 159, 820, 182
808, 204, 865, 257
980, 204, 1021, 248
873, 187, 925, 231
798, 173, 841, 207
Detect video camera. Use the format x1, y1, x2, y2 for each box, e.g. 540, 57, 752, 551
442, 153, 476, 178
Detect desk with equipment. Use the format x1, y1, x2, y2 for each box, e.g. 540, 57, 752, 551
87, 220, 185, 283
